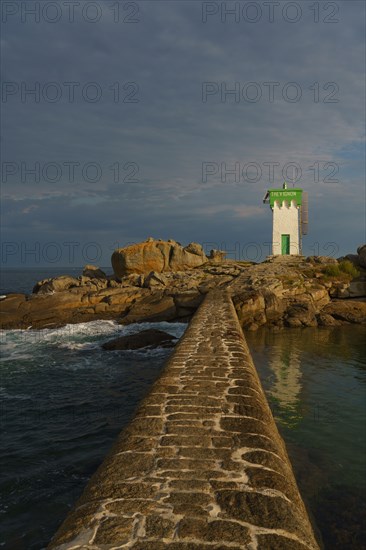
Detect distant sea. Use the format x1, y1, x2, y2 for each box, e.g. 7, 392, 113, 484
0, 269, 365, 549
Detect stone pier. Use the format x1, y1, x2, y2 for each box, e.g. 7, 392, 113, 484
48, 290, 319, 550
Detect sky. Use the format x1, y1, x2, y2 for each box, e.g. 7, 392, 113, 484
1, 0, 365, 267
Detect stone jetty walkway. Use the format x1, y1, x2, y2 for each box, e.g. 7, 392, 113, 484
49, 290, 319, 550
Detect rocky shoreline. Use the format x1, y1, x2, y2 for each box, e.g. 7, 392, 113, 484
1, 240, 365, 331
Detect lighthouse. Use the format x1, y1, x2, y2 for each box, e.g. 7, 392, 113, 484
263, 183, 308, 256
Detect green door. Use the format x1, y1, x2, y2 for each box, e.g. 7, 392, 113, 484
281, 234, 290, 255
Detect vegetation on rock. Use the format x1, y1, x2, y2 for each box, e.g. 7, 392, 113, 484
323, 260, 360, 280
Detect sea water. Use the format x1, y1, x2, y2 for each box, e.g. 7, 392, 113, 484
0, 319, 186, 549
0, 269, 365, 549
246, 326, 366, 549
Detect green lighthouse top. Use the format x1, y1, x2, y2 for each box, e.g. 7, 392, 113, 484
263, 184, 303, 207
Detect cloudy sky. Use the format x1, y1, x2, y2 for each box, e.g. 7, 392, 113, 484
1, 0, 365, 267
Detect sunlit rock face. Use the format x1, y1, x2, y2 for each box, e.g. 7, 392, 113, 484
111, 239, 207, 277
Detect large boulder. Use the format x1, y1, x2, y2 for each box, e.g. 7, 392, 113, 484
344, 254, 360, 266
322, 301, 366, 324
357, 244, 366, 268
82, 265, 107, 279
316, 313, 341, 326
333, 280, 366, 299
284, 299, 317, 327
209, 249, 227, 263
111, 239, 207, 277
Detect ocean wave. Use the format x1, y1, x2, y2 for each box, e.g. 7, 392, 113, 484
0, 320, 186, 355
56, 341, 103, 351
0, 387, 32, 400
0, 354, 34, 363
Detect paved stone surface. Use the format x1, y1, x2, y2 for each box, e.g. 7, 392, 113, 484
48, 290, 319, 549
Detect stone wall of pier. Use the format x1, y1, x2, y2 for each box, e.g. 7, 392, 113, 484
48, 290, 319, 550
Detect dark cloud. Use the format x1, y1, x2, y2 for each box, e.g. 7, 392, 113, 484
1, 0, 365, 266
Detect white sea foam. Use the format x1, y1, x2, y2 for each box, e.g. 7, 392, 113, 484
0, 319, 187, 355
0, 320, 122, 349
57, 341, 102, 351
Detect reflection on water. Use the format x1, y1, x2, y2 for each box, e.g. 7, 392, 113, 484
246, 325, 366, 550
270, 347, 302, 405
266, 340, 303, 428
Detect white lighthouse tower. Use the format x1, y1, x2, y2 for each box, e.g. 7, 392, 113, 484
263, 183, 308, 256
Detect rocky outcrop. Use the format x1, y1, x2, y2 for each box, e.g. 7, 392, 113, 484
330, 280, 366, 298
111, 239, 207, 277
0, 263, 236, 329
357, 244, 366, 268
232, 290, 267, 331
208, 249, 226, 263
33, 274, 109, 294
0, 294, 28, 329
229, 257, 365, 330
0, 287, 148, 329
143, 271, 168, 289
102, 329, 176, 350
33, 275, 81, 294
306, 256, 338, 265
343, 244, 366, 268
119, 293, 178, 324
82, 265, 107, 279
284, 299, 318, 328
322, 300, 366, 324
316, 312, 341, 327
1, 245, 365, 331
